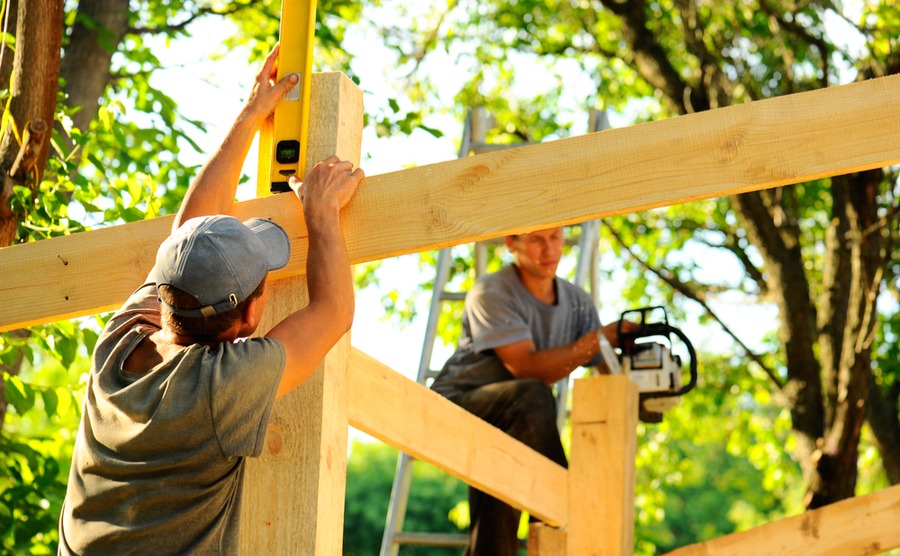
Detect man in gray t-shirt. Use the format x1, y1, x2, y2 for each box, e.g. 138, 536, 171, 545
58, 45, 365, 554
431, 227, 625, 556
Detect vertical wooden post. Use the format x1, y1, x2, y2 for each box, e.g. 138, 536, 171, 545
567, 376, 639, 556
529, 522, 567, 555
239, 72, 363, 554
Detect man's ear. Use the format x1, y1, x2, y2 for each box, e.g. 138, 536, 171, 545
243, 296, 261, 329
504, 235, 516, 251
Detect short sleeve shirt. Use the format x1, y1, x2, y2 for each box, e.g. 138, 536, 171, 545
431, 265, 601, 399
58, 281, 286, 555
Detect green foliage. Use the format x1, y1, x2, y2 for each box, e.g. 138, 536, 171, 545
343, 440, 468, 555
226, 0, 363, 73
872, 308, 900, 398
632, 350, 804, 554
1, 323, 89, 553
0, 435, 66, 554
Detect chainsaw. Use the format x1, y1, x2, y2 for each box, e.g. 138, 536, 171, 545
596, 306, 698, 423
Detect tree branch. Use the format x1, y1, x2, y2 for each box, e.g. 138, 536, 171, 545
10, 119, 48, 182
604, 221, 786, 389
673, 219, 769, 296
402, 0, 459, 77
674, 0, 732, 108
127, 2, 255, 35
598, 0, 710, 114
729, 192, 823, 435
760, 0, 832, 88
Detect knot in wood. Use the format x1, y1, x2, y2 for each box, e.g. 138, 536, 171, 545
265, 423, 284, 456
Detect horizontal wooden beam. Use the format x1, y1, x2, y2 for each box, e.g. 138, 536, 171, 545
2, 74, 900, 331
663, 484, 900, 556
347, 348, 568, 526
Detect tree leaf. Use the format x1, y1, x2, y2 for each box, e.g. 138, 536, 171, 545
4, 375, 34, 415
41, 388, 59, 419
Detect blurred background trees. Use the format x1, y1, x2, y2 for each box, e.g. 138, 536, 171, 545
366, 0, 899, 513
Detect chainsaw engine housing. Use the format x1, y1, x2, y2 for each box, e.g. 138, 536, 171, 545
606, 307, 698, 422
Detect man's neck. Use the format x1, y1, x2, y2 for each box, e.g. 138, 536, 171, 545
169, 333, 234, 348
512, 264, 557, 305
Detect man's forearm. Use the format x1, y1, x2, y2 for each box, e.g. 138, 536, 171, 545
305, 207, 354, 330
173, 112, 259, 230
501, 331, 598, 384
263, 156, 361, 397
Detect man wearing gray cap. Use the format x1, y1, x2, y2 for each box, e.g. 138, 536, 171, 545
58, 45, 364, 554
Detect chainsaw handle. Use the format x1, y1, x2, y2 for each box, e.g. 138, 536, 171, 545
618, 306, 668, 347
666, 324, 698, 397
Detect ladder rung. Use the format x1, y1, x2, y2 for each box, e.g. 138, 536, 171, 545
439, 291, 466, 302
393, 532, 469, 547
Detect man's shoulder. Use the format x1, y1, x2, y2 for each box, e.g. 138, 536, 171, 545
94, 284, 161, 358
556, 276, 590, 297
556, 277, 595, 306
219, 336, 285, 359
104, 283, 160, 328
465, 268, 525, 312
473, 265, 519, 293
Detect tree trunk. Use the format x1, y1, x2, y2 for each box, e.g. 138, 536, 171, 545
58, 0, 130, 137
0, 0, 62, 430
0, 0, 63, 246
588, 0, 898, 508
730, 189, 826, 487
806, 171, 884, 507
0, 0, 18, 91
867, 373, 900, 484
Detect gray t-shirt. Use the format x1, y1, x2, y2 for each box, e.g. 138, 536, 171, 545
431, 265, 601, 400
59, 281, 286, 555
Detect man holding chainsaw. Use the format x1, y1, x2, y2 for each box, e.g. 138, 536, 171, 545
431, 226, 629, 556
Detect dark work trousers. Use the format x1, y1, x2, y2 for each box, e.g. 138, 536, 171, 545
449, 379, 568, 556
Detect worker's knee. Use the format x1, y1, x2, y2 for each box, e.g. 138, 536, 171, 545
507, 379, 557, 420
502, 380, 566, 464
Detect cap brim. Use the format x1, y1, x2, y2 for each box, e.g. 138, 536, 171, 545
245, 218, 291, 271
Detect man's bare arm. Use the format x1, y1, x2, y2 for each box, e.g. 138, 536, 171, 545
173, 45, 297, 231
266, 157, 364, 397
493, 322, 624, 384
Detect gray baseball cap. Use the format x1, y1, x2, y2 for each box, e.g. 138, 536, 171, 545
155, 215, 290, 318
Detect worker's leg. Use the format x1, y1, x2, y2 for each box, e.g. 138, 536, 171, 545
465, 486, 521, 556
454, 379, 566, 556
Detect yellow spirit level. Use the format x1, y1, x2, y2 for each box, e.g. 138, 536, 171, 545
257, 0, 317, 195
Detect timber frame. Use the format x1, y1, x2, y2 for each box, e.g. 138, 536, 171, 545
2, 71, 900, 554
